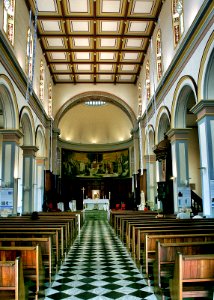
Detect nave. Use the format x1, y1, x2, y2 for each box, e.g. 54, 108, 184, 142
44, 217, 157, 300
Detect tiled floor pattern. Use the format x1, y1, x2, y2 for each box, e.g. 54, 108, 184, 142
43, 217, 157, 300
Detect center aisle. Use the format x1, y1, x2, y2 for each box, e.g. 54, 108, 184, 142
44, 218, 157, 300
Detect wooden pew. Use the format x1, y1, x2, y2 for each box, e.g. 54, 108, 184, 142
0, 237, 54, 282
169, 253, 214, 300
0, 245, 45, 294
134, 223, 214, 262
128, 219, 214, 254
141, 232, 214, 277
0, 226, 63, 264
153, 241, 214, 299
0, 257, 26, 300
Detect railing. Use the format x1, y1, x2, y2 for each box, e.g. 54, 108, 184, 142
191, 190, 203, 214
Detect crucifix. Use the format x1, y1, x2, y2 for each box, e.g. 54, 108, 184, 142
81, 187, 85, 200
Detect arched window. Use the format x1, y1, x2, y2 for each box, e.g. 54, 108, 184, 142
48, 83, 52, 117
156, 29, 163, 82
146, 60, 151, 101
138, 82, 142, 116
39, 60, 45, 103
3, 0, 15, 45
172, 0, 184, 47
26, 28, 33, 80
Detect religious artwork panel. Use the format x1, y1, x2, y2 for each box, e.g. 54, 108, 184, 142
62, 149, 129, 178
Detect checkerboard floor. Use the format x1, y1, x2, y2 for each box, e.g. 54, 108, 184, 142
43, 219, 157, 300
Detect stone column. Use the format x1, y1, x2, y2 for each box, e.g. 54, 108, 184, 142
191, 100, 214, 217
167, 128, 192, 212
21, 146, 38, 213
145, 154, 156, 210
35, 157, 46, 211
0, 129, 23, 214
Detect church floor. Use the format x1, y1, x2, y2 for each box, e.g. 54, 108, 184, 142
42, 213, 157, 300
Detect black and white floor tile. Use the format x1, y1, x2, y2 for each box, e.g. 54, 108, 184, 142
43, 215, 157, 300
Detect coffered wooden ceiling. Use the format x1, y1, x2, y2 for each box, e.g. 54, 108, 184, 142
26, 0, 163, 84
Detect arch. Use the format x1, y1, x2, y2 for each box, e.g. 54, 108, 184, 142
19, 106, 35, 146
154, 106, 171, 144
53, 91, 137, 128
171, 76, 197, 128
0, 74, 19, 129
35, 125, 46, 157
144, 125, 155, 155
198, 32, 214, 100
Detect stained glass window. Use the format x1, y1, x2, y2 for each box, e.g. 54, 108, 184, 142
146, 60, 151, 101
172, 0, 184, 47
26, 28, 33, 80
48, 83, 52, 117
156, 29, 163, 81
39, 60, 45, 103
3, 0, 15, 45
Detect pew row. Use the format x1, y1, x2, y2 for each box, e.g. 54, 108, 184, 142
141, 232, 214, 278
153, 241, 214, 299
0, 237, 54, 282
0, 245, 45, 294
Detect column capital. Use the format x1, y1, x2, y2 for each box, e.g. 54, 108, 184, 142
21, 146, 39, 157
167, 128, 192, 142
36, 157, 47, 164
53, 128, 61, 137
0, 129, 23, 143
191, 100, 214, 121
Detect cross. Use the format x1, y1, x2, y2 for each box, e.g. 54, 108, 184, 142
81, 187, 85, 200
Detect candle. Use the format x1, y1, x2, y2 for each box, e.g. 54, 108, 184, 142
109, 192, 111, 199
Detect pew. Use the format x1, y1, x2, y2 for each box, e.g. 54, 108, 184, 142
0, 257, 26, 300
141, 232, 214, 277
169, 253, 214, 300
0, 226, 62, 264
0, 237, 54, 282
134, 224, 214, 262
0, 245, 45, 294
153, 241, 214, 299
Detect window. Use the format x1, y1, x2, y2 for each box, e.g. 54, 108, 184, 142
26, 28, 33, 81
39, 60, 45, 103
146, 60, 151, 101
172, 0, 184, 47
156, 29, 163, 82
138, 82, 142, 116
3, 0, 15, 45
48, 83, 52, 117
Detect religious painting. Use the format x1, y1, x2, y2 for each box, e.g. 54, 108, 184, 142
61, 149, 129, 178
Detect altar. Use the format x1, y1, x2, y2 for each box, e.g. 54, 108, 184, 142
83, 199, 109, 211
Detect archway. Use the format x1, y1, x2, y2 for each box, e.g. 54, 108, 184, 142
35, 126, 46, 212
20, 107, 36, 213
154, 107, 172, 214
172, 76, 201, 214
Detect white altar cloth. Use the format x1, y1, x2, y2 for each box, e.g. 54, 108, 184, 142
83, 199, 109, 211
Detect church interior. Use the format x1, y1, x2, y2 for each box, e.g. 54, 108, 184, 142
0, 0, 214, 299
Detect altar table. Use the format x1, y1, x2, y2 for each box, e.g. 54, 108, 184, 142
83, 199, 109, 211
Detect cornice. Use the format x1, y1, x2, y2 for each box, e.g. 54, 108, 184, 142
58, 137, 133, 152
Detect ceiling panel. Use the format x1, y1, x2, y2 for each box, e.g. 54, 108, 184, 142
27, 0, 162, 83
